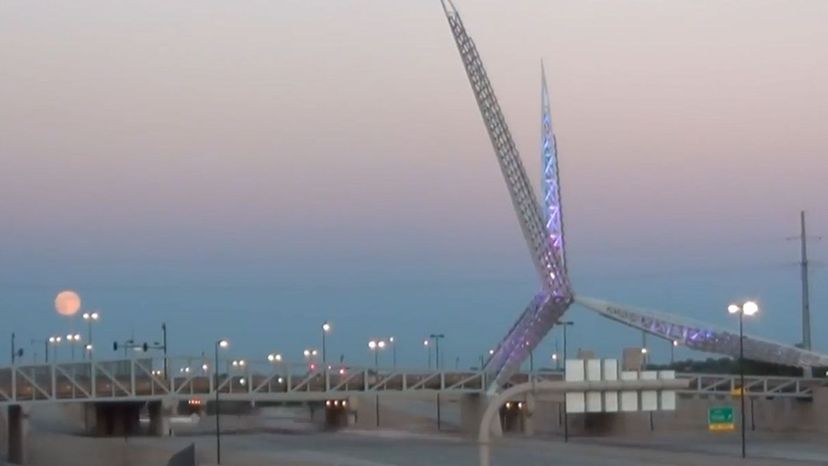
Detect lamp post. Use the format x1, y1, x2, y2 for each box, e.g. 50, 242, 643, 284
423, 339, 431, 369
161, 323, 168, 379
303, 348, 319, 370
668, 341, 674, 364
728, 300, 759, 459
66, 333, 82, 360
388, 337, 396, 369
48, 336, 62, 362
321, 321, 332, 364
82, 312, 100, 347
368, 339, 386, 371
556, 320, 574, 442
214, 338, 229, 464
429, 334, 445, 369
368, 339, 386, 428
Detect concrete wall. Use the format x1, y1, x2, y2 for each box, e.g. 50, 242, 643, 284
530, 393, 827, 437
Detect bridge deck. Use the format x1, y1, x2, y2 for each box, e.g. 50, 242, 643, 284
0, 357, 822, 404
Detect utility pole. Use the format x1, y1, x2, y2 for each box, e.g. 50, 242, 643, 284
799, 211, 812, 350
789, 210, 819, 354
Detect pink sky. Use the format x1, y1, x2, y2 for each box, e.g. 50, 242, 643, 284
0, 1, 826, 361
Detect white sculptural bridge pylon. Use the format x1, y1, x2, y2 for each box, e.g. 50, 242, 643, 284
441, 0, 828, 391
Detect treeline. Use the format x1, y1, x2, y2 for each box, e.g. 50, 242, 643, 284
647, 357, 827, 377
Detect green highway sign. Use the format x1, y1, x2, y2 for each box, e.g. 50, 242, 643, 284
708, 406, 735, 432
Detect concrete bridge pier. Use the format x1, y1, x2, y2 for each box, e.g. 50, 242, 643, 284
147, 400, 173, 436
461, 394, 503, 438
6, 404, 28, 465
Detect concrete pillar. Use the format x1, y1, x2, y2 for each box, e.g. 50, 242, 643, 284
352, 395, 379, 429
460, 394, 484, 436
148, 401, 171, 437
7, 404, 28, 465
811, 387, 828, 434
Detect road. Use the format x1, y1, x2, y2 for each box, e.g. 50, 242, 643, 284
124, 430, 828, 466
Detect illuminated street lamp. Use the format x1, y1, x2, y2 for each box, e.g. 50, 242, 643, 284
368, 339, 386, 371
66, 333, 82, 360
388, 336, 397, 369
321, 321, 332, 364
267, 353, 283, 363
670, 340, 680, 364
423, 339, 432, 369
48, 336, 62, 362
728, 300, 759, 459
82, 311, 100, 348
214, 338, 229, 465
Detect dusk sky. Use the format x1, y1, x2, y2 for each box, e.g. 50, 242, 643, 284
1, 1, 826, 368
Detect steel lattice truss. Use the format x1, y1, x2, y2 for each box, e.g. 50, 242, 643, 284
441, 0, 828, 389
541, 63, 566, 271
577, 296, 828, 368
441, 0, 572, 390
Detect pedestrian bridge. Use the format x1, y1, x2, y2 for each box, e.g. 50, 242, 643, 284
0, 357, 822, 404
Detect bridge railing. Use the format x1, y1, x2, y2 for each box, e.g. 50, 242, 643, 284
0, 356, 490, 404
1, 358, 823, 404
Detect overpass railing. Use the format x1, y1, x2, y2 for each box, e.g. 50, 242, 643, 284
0, 358, 823, 404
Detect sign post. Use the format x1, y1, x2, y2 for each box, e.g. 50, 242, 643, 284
708, 406, 735, 432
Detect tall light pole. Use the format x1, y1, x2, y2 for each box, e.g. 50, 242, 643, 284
82, 312, 100, 348
388, 337, 396, 369
669, 340, 675, 364
321, 321, 332, 365
368, 339, 386, 371
423, 339, 431, 369
429, 334, 445, 369
214, 338, 229, 464
161, 323, 168, 379
557, 321, 574, 442
48, 336, 62, 362
66, 333, 81, 360
728, 300, 758, 459
303, 348, 319, 370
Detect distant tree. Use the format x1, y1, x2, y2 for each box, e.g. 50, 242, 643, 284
646, 357, 822, 377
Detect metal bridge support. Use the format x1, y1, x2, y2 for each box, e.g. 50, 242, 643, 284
6, 404, 28, 465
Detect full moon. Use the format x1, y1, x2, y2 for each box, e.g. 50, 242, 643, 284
55, 290, 81, 316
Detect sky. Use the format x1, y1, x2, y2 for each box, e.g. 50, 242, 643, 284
1, 0, 826, 370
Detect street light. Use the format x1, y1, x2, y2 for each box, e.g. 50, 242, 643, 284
267, 353, 283, 363
82, 312, 100, 348
214, 338, 229, 465
368, 339, 386, 371
728, 300, 758, 459
66, 333, 82, 360
388, 337, 397, 369
671, 340, 679, 365
428, 334, 445, 369
423, 339, 431, 369
321, 321, 332, 364
48, 336, 62, 362
556, 320, 575, 442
